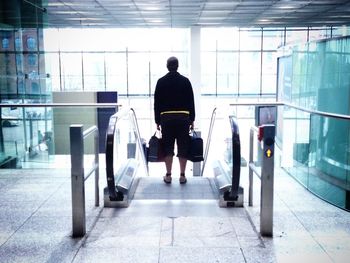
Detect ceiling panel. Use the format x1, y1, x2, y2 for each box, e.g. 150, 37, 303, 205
2, 0, 350, 28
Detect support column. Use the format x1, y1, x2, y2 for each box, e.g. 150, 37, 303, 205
190, 26, 201, 130
190, 27, 202, 176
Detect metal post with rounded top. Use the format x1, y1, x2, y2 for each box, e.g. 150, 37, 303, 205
70, 125, 86, 237
260, 124, 275, 237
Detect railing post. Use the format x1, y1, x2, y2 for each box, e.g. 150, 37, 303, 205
260, 124, 275, 237
70, 125, 86, 237
249, 128, 254, 206
193, 130, 202, 176
94, 129, 99, 207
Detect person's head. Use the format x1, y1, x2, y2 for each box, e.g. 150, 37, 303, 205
166, 56, 178, 72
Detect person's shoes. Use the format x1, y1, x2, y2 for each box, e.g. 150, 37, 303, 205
163, 174, 172, 184
179, 175, 187, 184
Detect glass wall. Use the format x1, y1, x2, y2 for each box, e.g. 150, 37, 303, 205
41, 26, 345, 96
1, 25, 350, 169
0, 28, 52, 168
278, 36, 350, 211
201, 27, 346, 97
43, 28, 190, 95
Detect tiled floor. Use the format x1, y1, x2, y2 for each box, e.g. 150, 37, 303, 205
0, 165, 349, 263
1, 96, 349, 262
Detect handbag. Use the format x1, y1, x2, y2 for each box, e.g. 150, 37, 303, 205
147, 131, 165, 162
187, 130, 204, 162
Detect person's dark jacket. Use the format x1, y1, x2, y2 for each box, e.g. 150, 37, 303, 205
154, 71, 195, 125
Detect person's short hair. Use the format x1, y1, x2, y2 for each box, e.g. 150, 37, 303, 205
167, 57, 178, 71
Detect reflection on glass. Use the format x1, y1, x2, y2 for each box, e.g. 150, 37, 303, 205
278, 36, 350, 210
0, 105, 53, 168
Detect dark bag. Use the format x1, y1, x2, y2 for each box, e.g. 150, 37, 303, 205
187, 130, 204, 162
147, 131, 165, 162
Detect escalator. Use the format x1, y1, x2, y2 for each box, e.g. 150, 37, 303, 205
104, 107, 244, 208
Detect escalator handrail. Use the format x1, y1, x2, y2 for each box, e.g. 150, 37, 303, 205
201, 107, 217, 177
105, 107, 148, 200
130, 108, 149, 176
228, 115, 241, 199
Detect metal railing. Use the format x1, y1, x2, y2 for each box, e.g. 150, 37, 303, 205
248, 124, 275, 237
70, 124, 99, 238
229, 101, 350, 121
0, 103, 121, 108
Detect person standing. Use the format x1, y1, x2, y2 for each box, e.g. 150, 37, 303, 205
154, 56, 195, 184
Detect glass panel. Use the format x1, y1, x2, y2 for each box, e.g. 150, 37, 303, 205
201, 28, 239, 51
60, 53, 82, 91
280, 36, 350, 211
82, 29, 110, 52
1, 105, 24, 168
217, 52, 238, 95
309, 27, 329, 41
103, 29, 128, 51
309, 115, 350, 209
201, 51, 216, 95
83, 53, 105, 91
45, 53, 60, 92
201, 28, 216, 51
239, 52, 261, 95
128, 52, 150, 95
58, 29, 85, 52
0, 105, 54, 168
332, 26, 350, 38
167, 28, 190, 51
286, 29, 308, 46
105, 53, 127, 94
0, 53, 18, 96
147, 28, 189, 52
261, 51, 277, 94
263, 30, 284, 50
42, 28, 60, 51
240, 30, 261, 51
281, 107, 309, 186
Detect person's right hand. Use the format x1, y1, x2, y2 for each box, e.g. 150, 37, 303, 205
156, 124, 161, 131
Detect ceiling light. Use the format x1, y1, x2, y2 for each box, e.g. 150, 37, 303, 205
147, 19, 165, 23
51, 11, 92, 14
67, 18, 106, 21
47, 3, 65, 7
278, 5, 297, 9
140, 7, 163, 11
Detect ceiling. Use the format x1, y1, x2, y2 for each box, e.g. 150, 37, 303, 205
2, 0, 350, 28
